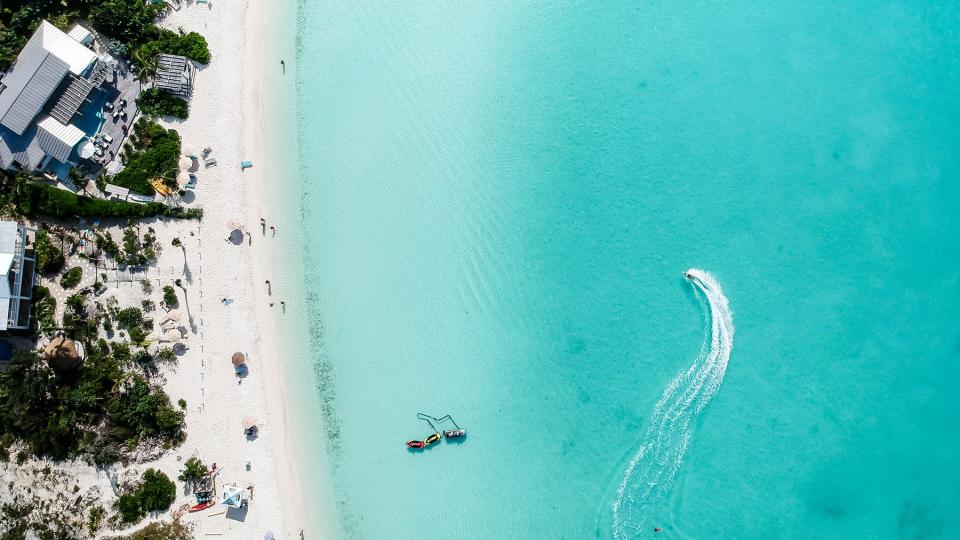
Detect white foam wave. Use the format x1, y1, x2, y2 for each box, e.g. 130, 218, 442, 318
611, 269, 734, 539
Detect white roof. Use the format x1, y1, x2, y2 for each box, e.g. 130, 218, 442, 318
0, 221, 17, 256
37, 21, 97, 75
67, 25, 93, 44
105, 183, 130, 198
35, 115, 85, 163
0, 21, 97, 135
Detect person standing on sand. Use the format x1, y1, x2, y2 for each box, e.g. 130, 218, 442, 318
260, 218, 266, 235
281, 59, 285, 73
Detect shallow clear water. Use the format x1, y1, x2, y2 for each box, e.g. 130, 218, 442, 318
291, 2, 960, 538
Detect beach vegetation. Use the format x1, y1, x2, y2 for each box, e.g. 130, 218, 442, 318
87, 505, 105, 535
162, 286, 178, 308
116, 520, 193, 540
156, 346, 177, 365
142, 299, 156, 312
178, 456, 208, 485
32, 286, 57, 334
115, 307, 144, 330
135, 28, 211, 66
117, 225, 160, 266
117, 468, 176, 524
137, 88, 190, 119
63, 293, 98, 342
60, 266, 83, 289
177, 398, 187, 409
0, 174, 203, 220
0, 349, 184, 461
35, 230, 65, 275
89, 0, 163, 47
115, 119, 182, 194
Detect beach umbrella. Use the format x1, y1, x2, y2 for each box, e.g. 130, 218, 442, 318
242, 416, 257, 430
79, 141, 96, 159
176, 170, 191, 187
264, 533, 275, 540
231, 352, 246, 365
226, 219, 245, 230
163, 329, 182, 343
228, 229, 244, 244
178, 156, 193, 170
182, 143, 199, 159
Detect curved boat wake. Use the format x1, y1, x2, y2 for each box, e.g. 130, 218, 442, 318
611, 269, 734, 539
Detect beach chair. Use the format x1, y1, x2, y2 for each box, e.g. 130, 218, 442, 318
205, 156, 217, 168
185, 174, 198, 189
240, 160, 253, 170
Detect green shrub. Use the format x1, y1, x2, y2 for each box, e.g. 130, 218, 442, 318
3, 180, 200, 220
115, 307, 144, 329
135, 28, 211, 65
88, 505, 105, 535
34, 293, 57, 333
117, 521, 193, 540
113, 119, 181, 194
177, 456, 207, 485
89, 0, 163, 47
162, 286, 178, 308
60, 266, 83, 289
137, 88, 189, 119
35, 230, 64, 274
177, 398, 186, 409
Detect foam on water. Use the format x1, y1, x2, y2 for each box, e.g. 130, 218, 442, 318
612, 269, 734, 538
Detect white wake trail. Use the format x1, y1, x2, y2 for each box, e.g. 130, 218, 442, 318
611, 269, 735, 539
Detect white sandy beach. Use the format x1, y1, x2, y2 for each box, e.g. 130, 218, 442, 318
1, 1, 308, 538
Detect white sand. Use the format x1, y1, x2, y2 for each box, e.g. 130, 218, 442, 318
1, 2, 306, 539
147, 0, 305, 537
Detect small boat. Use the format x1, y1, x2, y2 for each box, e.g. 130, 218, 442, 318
406, 440, 425, 449
188, 501, 215, 512
424, 433, 442, 445
443, 429, 466, 438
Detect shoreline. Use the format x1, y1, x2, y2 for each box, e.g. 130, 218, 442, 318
241, 0, 308, 535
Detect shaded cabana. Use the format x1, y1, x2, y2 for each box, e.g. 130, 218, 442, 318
221, 483, 245, 508
154, 54, 196, 99
44, 336, 82, 373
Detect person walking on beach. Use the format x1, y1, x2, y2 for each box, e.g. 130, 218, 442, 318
281, 59, 285, 73
260, 218, 266, 235
270, 225, 277, 237
280, 301, 285, 313
265, 280, 271, 295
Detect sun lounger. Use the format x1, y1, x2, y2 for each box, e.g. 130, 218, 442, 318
240, 160, 253, 169
205, 157, 217, 167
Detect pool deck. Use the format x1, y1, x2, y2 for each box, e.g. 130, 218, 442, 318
92, 65, 143, 168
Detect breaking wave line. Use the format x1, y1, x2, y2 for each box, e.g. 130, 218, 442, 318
611, 268, 734, 538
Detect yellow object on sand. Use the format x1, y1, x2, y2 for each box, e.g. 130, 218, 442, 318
149, 178, 174, 196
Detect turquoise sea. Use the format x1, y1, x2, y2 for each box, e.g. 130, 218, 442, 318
279, 1, 960, 538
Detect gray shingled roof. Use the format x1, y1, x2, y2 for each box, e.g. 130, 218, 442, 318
0, 125, 48, 170
36, 116, 84, 163
0, 21, 97, 136
155, 54, 194, 98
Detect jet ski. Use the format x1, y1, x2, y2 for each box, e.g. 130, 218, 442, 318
443, 429, 466, 438
424, 433, 442, 445
406, 440, 425, 449
683, 271, 694, 280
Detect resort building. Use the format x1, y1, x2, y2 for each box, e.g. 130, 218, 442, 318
0, 221, 36, 332
0, 20, 110, 178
